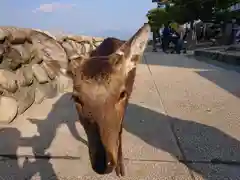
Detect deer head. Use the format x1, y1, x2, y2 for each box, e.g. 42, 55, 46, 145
67, 24, 150, 176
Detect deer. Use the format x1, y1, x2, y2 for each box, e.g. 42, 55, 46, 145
50, 23, 150, 176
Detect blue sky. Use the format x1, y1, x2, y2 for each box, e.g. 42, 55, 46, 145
0, 0, 156, 40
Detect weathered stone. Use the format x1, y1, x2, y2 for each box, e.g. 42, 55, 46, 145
67, 56, 85, 76
34, 82, 58, 104
2, 56, 22, 70
6, 45, 23, 62
0, 29, 9, 42
60, 35, 92, 42
16, 67, 33, 87
32, 64, 49, 83
34, 87, 45, 104
0, 70, 17, 93
56, 74, 73, 93
2, 43, 32, 70
33, 29, 56, 40
30, 30, 68, 69
22, 66, 34, 85
41, 61, 57, 80
16, 69, 26, 87
30, 48, 43, 64
0, 96, 18, 123
61, 40, 83, 60
61, 39, 94, 58
0, 44, 5, 58
1, 42, 31, 70
7, 29, 30, 44
83, 43, 92, 54
11, 43, 32, 64
94, 41, 103, 47
14, 87, 35, 114
93, 37, 104, 42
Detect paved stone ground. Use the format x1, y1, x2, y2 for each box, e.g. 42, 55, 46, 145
1, 50, 240, 180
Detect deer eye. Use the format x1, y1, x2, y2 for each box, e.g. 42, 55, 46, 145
119, 91, 127, 101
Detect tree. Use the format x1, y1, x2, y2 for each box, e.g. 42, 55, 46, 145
147, 8, 170, 31
147, 0, 239, 32
164, 0, 240, 23
165, 4, 191, 24
213, 10, 240, 23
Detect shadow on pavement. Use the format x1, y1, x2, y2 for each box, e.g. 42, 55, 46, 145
1, 94, 240, 179
124, 103, 240, 179
192, 55, 240, 74
143, 52, 240, 99
142, 52, 215, 70
196, 70, 240, 99
0, 93, 87, 180
143, 51, 240, 73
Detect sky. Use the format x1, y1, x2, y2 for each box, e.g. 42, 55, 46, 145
0, 0, 156, 40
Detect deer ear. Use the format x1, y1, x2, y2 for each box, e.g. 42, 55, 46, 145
115, 23, 150, 74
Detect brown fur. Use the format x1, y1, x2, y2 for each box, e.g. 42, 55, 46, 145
53, 24, 150, 176
90, 37, 126, 57
72, 51, 128, 176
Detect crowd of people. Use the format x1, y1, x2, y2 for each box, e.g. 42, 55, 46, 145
152, 21, 189, 54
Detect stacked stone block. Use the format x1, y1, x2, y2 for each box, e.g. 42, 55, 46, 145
0, 26, 104, 124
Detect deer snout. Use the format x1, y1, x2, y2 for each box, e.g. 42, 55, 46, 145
92, 144, 118, 174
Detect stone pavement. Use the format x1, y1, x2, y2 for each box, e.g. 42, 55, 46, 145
1, 51, 240, 179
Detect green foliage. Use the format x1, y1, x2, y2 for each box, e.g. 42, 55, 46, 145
163, 0, 240, 23
214, 0, 239, 10
213, 10, 240, 23
147, 0, 239, 31
147, 8, 170, 31
165, 5, 190, 24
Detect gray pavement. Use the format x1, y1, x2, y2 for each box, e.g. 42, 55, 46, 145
1, 50, 240, 179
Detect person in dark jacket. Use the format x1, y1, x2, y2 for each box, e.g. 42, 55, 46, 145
162, 22, 171, 53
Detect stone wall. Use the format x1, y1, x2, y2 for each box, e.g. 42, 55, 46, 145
0, 26, 104, 124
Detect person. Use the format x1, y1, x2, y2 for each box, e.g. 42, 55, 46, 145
170, 21, 179, 32
169, 22, 190, 54
162, 22, 171, 53
169, 27, 181, 54
174, 26, 189, 54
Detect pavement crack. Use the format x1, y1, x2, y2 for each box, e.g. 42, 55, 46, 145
143, 55, 196, 179
125, 157, 240, 166
143, 54, 167, 115
0, 154, 81, 160
1, 154, 240, 167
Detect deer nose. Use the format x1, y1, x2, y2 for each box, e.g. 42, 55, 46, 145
104, 154, 116, 174
106, 150, 118, 171
93, 149, 117, 174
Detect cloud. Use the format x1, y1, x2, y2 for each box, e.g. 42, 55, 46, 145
33, 2, 75, 13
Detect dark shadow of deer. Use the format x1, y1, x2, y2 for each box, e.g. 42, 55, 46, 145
124, 103, 240, 179
0, 93, 86, 180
